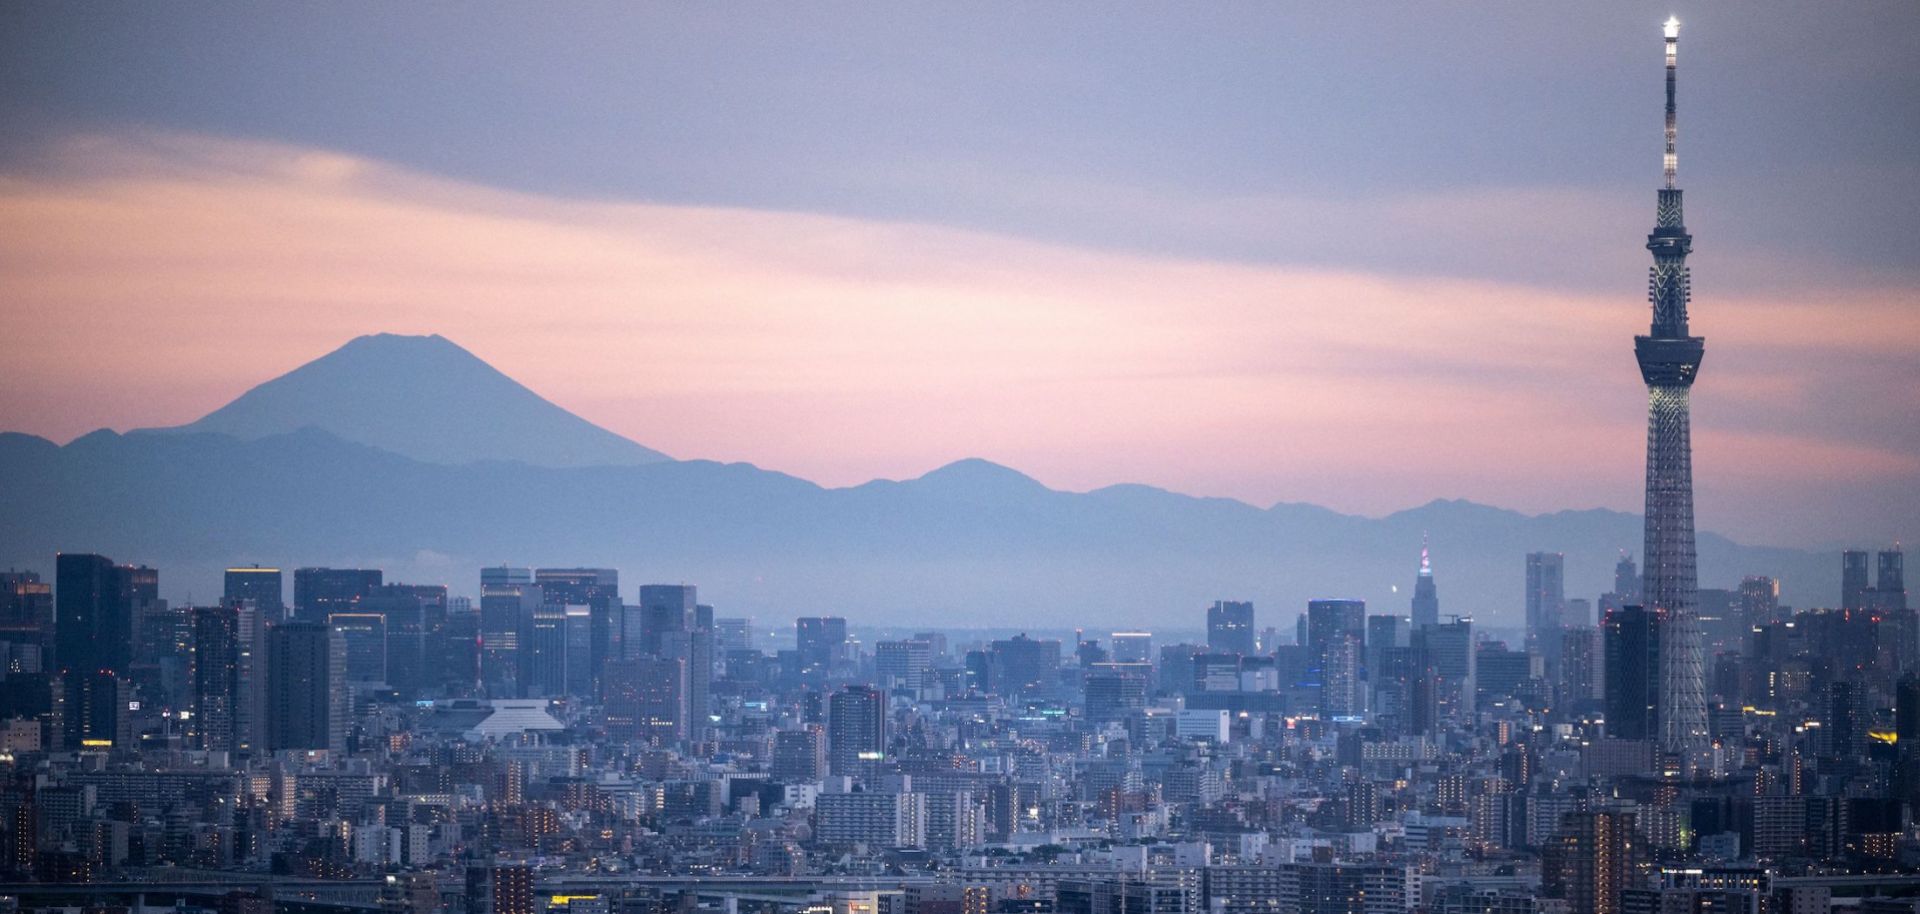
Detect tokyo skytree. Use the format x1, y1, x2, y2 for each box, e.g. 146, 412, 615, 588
1635, 17, 1710, 765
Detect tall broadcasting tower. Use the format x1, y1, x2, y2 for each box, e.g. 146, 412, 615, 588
1635, 16, 1710, 764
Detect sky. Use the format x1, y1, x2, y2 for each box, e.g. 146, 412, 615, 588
0, 3, 1916, 547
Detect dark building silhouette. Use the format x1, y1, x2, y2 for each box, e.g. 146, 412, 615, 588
54, 553, 137, 748
192, 606, 242, 753
1083, 668, 1146, 723
1206, 600, 1256, 655
1414, 616, 1475, 720
292, 567, 381, 623
479, 569, 539, 697
795, 616, 847, 683
360, 583, 447, 698
0, 571, 52, 679
222, 565, 284, 622
988, 634, 1060, 698
1877, 548, 1908, 611
635, 584, 695, 658
603, 656, 686, 743
1526, 552, 1566, 653
771, 726, 827, 781
635, 585, 709, 736
267, 620, 347, 752
535, 568, 620, 689
827, 684, 887, 776
1842, 549, 1872, 610
1604, 605, 1659, 741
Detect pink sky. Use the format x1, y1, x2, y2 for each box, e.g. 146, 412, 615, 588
1, 131, 1916, 545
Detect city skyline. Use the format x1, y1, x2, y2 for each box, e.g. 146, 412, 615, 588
2, 11, 1919, 909
2, 5, 1917, 547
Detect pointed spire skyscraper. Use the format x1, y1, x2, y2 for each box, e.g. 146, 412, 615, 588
1411, 535, 1439, 630
1635, 17, 1710, 765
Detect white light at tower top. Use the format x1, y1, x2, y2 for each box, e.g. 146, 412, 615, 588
1664, 16, 1681, 39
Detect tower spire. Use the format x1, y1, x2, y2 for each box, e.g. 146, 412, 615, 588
1635, 16, 1710, 771
1663, 16, 1680, 188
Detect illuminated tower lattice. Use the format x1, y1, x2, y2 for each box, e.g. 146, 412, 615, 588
1635, 17, 1709, 765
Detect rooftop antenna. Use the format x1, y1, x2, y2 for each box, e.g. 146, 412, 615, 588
1663, 16, 1680, 189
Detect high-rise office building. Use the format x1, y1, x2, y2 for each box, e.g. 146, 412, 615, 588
535, 568, 621, 689
635, 584, 695, 657
1600, 553, 1643, 623
1603, 605, 1659, 741
1613, 553, 1643, 605
1633, 18, 1708, 763
192, 606, 241, 753
330, 612, 388, 685
713, 617, 753, 653
223, 566, 284, 622
1206, 601, 1256, 655
1878, 548, 1908, 612
1366, 615, 1409, 688
1109, 632, 1153, 664
268, 620, 347, 753
0, 571, 53, 675
1414, 617, 1476, 719
1737, 576, 1779, 627
1411, 540, 1440, 630
827, 684, 888, 776
479, 570, 540, 697
1526, 552, 1566, 653
1557, 625, 1604, 710
635, 586, 710, 736
1563, 598, 1592, 629
771, 726, 828, 782
603, 656, 687, 743
1305, 600, 1365, 676
796, 616, 848, 682
230, 602, 268, 754
1307, 600, 1365, 719
54, 553, 137, 748
1083, 669, 1147, 723
987, 634, 1060, 699
361, 583, 448, 698
292, 567, 382, 623
522, 602, 587, 695
875, 640, 933, 691
1842, 549, 1872, 610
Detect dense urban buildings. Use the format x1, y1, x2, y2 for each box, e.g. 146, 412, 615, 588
6, 533, 1917, 913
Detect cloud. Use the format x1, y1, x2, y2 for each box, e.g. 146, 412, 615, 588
0, 130, 1914, 545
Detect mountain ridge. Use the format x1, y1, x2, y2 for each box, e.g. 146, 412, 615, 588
0, 424, 1837, 627
0, 332, 1847, 626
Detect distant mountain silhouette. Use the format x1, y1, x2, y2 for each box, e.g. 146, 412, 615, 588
140, 333, 668, 468
0, 428, 1836, 629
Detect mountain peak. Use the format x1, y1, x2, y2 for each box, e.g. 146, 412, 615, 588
144, 333, 670, 468
912, 458, 1049, 493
